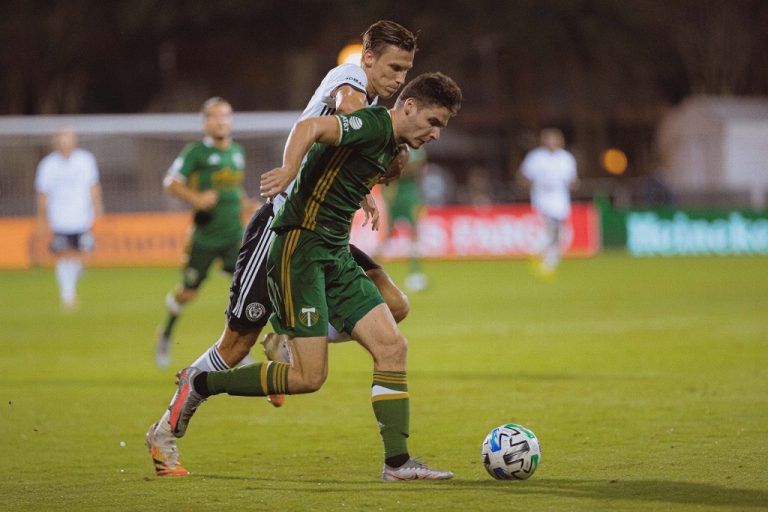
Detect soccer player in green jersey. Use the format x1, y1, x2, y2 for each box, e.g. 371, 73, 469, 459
146, 21, 419, 477
384, 146, 429, 291
168, 72, 462, 480
156, 97, 257, 368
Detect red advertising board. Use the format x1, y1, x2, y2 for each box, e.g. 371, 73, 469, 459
0, 203, 599, 269
350, 203, 600, 259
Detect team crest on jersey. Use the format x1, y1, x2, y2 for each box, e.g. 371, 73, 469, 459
233, 152, 244, 169
298, 306, 319, 327
349, 116, 363, 130
208, 154, 221, 165
246, 302, 266, 322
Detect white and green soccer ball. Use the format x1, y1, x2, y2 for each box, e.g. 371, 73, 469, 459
481, 423, 541, 480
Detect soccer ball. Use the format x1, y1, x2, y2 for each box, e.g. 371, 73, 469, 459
481, 423, 541, 480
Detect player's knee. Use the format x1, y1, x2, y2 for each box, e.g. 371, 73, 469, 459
376, 332, 408, 367
388, 291, 410, 323
218, 329, 259, 366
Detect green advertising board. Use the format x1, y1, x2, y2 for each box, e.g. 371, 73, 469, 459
597, 197, 768, 256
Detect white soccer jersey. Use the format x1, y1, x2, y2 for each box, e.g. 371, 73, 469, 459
521, 147, 577, 221
35, 148, 100, 233
273, 63, 377, 214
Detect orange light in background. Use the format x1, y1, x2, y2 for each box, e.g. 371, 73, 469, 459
601, 148, 628, 175
337, 43, 364, 66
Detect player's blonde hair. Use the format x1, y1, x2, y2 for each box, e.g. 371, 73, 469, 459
201, 96, 231, 116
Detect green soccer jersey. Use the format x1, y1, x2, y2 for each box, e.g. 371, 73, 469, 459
272, 107, 399, 246
167, 139, 246, 248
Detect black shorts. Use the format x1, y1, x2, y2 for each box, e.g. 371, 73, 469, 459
349, 243, 381, 272
50, 232, 95, 254
225, 203, 275, 332
225, 204, 384, 332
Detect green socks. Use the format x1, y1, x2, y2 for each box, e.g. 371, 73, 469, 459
205, 361, 290, 397
371, 370, 410, 459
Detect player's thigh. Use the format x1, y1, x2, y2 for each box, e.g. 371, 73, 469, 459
219, 238, 243, 275
266, 229, 329, 338
183, 241, 218, 289
50, 232, 93, 255
226, 203, 275, 332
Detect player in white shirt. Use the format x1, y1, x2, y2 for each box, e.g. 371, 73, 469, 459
146, 20, 417, 477
520, 128, 578, 277
34, 128, 103, 310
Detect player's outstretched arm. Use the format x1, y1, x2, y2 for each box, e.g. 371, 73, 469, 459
260, 116, 341, 199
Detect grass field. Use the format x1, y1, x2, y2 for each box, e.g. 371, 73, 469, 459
1, 253, 767, 511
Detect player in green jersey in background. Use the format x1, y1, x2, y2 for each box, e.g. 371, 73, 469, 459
156, 97, 257, 368
383, 145, 428, 291
168, 72, 462, 481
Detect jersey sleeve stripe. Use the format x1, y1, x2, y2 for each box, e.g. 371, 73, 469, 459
301, 147, 352, 230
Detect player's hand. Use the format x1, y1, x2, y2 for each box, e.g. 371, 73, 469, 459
360, 193, 380, 231
379, 144, 409, 185
260, 166, 293, 199
194, 190, 219, 210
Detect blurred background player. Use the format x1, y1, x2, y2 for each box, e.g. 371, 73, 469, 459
34, 127, 103, 310
146, 20, 417, 476
383, 146, 428, 291
520, 127, 578, 278
155, 97, 257, 368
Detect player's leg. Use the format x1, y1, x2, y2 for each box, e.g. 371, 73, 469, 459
51, 233, 89, 310
178, 335, 327, 401
403, 204, 428, 292
541, 216, 560, 274
175, 227, 334, 400
326, 250, 450, 480
147, 204, 274, 475
166, 230, 335, 436
350, 243, 410, 324
345, 294, 452, 480
156, 241, 215, 368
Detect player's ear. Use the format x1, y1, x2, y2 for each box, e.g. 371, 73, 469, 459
404, 98, 416, 116
362, 49, 375, 69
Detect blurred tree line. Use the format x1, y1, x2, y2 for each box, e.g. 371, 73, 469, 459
2, 0, 767, 181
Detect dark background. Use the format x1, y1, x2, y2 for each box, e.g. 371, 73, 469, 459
2, 0, 767, 192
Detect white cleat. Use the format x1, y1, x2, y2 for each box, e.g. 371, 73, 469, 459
382, 458, 454, 481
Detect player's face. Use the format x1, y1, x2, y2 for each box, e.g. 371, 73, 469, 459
53, 129, 77, 156
364, 45, 415, 100
400, 100, 452, 149
203, 102, 233, 141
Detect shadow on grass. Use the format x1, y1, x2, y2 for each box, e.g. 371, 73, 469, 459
416, 371, 648, 382
194, 474, 767, 508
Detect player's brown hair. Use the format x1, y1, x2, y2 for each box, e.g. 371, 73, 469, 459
395, 72, 462, 116
362, 20, 418, 56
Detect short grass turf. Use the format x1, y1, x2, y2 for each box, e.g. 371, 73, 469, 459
1, 253, 766, 511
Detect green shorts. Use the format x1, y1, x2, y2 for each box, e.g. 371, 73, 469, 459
266, 229, 384, 337
182, 237, 241, 289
